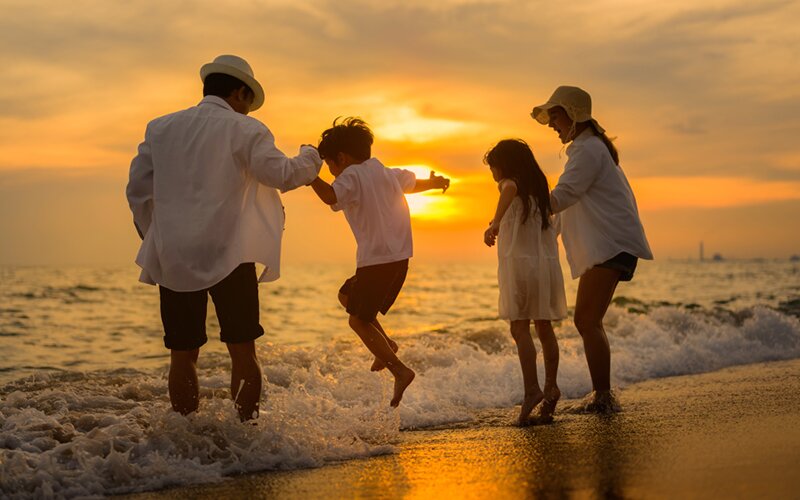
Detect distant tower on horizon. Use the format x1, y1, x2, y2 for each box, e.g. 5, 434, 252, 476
700, 241, 704, 262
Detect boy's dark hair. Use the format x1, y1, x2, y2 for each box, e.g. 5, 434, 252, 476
317, 117, 373, 162
203, 73, 253, 100
484, 139, 553, 230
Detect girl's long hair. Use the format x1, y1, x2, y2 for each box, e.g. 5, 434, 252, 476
484, 139, 552, 230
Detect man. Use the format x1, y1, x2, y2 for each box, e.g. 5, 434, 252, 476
126, 54, 321, 421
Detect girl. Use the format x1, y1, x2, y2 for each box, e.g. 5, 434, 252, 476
531, 86, 653, 412
484, 139, 568, 425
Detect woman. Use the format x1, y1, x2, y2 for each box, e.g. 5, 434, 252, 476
531, 86, 653, 411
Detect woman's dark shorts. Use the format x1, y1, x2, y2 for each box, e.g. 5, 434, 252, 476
596, 252, 638, 282
338, 259, 409, 323
158, 263, 264, 350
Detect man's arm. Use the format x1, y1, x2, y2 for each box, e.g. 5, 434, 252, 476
310, 177, 338, 205
247, 125, 322, 192
409, 171, 450, 193
126, 130, 155, 239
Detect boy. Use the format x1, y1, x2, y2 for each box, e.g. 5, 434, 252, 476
309, 117, 450, 407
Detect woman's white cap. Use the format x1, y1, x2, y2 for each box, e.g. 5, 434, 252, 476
200, 55, 265, 111
531, 85, 604, 134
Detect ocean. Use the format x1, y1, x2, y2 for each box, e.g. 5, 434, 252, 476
1, 259, 799, 497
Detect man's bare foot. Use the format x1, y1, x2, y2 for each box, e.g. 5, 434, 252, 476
518, 390, 544, 426
390, 366, 415, 407
371, 339, 398, 371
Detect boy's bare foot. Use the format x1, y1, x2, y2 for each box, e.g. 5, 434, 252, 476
371, 339, 399, 371
390, 366, 415, 407
518, 390, 544, 426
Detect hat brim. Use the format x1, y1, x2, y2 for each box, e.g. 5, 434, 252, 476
530, 103, 606, 134
530, 102, 557, 125
200, 63, 265, 111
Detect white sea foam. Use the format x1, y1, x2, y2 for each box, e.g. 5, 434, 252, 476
1, 304, 799, 498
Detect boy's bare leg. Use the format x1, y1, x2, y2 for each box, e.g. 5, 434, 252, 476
349, 315, 415, 407
226, 340, 263, 422
534, 319, 560, 420
510, 320, 544, 425
169, 348, 200, 415
339, 292, 398, 371
369, 318, 398, 371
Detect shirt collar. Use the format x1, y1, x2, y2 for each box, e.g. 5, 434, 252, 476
566, 126, 594, 154
198, 95, 234, 111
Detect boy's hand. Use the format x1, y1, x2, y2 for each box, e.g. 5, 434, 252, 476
429, 171, 450, 193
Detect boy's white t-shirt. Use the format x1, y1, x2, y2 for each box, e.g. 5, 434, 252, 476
331, 158, 417, 268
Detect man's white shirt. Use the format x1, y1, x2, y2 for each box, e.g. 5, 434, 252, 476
126, 96, 321, 291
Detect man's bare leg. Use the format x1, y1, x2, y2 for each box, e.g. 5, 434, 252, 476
510, 320, 544, 425
169, 348, 200, 415
339, 292, 397, 371
226, 340, 263, 422
533, 319, 560, 420
574, 266, 620, 403
348, 315, 415, 407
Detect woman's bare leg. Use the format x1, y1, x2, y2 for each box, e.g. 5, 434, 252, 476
510, 319, 543, 425
574, 266, 621, 394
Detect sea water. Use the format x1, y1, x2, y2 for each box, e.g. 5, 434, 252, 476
1, 260, 799, 497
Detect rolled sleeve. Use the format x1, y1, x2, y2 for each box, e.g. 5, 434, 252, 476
331, 170, 359, 212
246, 124, 322, 192
126, 129, 154, 237
551, 147, 602, 212
392, 168, 417, 193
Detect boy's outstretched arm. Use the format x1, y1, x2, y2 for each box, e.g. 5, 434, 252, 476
310, 177, 338, 205
410, 171, 450, 193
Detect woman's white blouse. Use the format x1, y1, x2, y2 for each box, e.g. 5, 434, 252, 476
551, 129, 653, 279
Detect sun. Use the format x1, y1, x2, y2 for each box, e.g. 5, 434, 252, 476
391, 165, 457, 220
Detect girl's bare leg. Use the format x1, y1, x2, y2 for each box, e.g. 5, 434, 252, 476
510, 319, 544, 425
533, 319, 560, 419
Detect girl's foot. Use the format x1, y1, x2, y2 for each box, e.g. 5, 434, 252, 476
518, 390, 544, 426
537, 386, 561, 423
390, 366, 415, 407
371, 339, 399, 371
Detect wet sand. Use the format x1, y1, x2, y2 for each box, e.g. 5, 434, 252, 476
122, 359, 800, 499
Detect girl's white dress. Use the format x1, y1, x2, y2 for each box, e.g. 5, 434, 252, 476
497, 197, 568, 321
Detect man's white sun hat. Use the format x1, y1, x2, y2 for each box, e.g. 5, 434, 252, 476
200, 54, 265, 111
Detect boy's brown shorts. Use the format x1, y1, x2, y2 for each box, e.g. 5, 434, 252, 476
339, 259, 409, 322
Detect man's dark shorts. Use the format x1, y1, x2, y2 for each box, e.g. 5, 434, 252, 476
596, 252, 638, 282
159, 263, 264, 350
338, 259, 409, 323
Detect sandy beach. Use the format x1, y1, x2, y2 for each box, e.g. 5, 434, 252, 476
119, 358, 800, 499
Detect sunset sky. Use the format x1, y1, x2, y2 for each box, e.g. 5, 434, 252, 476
1, 0, 799, 267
